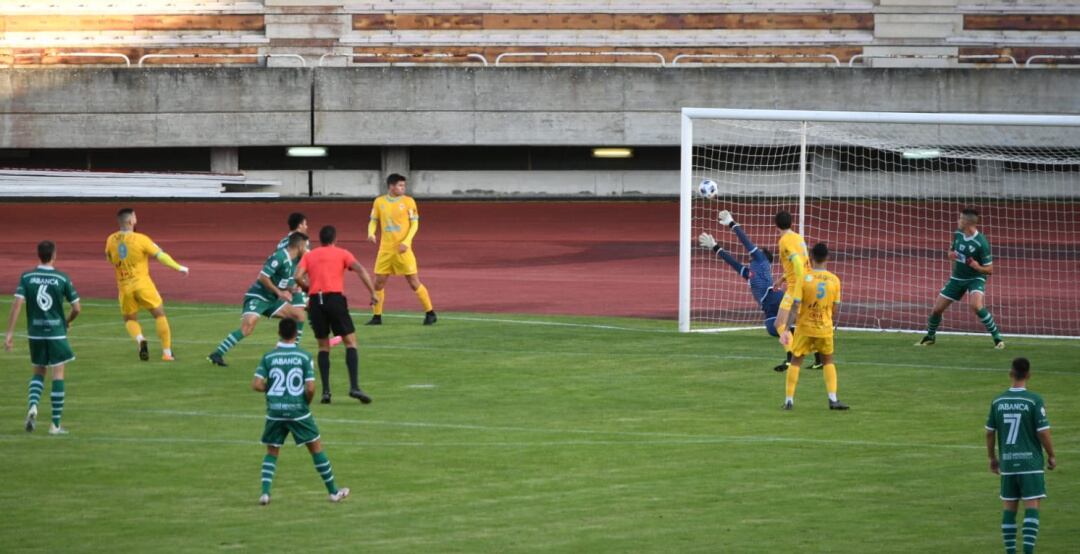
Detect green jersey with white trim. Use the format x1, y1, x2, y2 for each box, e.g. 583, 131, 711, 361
986, 388, 1050, 474
951, 230, 992, 281
276, 233, 308, 290
255, 342, 315, 419
246, 248, 295, 301
14, 266, 79, 339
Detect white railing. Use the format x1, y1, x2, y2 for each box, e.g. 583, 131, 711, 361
1024, 55, 1080, 67
848, 53, 1018, 67
342, 52, 489, 66
672, 53, 842, 66
137, 53, 305, 67
2, 52, 131, 67
494, 50, 666, 66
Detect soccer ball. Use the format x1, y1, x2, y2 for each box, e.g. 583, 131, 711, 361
698, 179, 718, 199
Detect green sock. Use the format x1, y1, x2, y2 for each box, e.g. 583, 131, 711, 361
977, 308, 1002, 341
296, 321, 304, 342
311, 451, 337, 494
1002, 509, 1017, 554
927, 313, 942, 337
50, 379, 65, 427
1022, 508, 1039, 554
28, 374, 45, 410
215, 330, 244, 356
261, 454, 278, 495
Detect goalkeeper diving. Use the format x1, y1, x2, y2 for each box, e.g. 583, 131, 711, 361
698, 210, 822, 371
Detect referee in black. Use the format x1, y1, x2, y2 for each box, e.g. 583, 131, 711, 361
294, 225, 379, 404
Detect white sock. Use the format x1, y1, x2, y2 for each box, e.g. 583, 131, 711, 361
785, 396, 794, 403
828, 393, 838, 402
163, 348, 172, 356
136, 334, 145, 343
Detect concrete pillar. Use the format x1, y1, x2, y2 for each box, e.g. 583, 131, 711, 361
211, 147, 239, 174
380, 146, 410, 181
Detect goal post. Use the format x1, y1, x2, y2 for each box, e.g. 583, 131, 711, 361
679, 108, 1080, 338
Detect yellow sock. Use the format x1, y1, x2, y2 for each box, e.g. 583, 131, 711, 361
785, 365, 801, 399
155, 316, 172, 351
373, 290, 385, 316
824, 363, 838, 395
124, 320, 143, 341
415, 284, 433, 312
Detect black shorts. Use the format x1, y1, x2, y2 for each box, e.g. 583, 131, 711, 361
307, 292, 355, 339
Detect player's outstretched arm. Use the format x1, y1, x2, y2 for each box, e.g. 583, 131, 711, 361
4, 296, 24, 351
155, 251, 189, 275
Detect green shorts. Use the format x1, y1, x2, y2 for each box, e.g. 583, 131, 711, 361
940, 278, 986, 302
28, 338, 75, 368
1000, 473, 1047, 501
291, 291, 307, 308
243, 295, 289, 318
261, 414, 321, 447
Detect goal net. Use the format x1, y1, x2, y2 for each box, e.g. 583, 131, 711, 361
679, 109, 1080, 338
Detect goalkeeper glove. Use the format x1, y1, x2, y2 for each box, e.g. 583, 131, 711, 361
698, 232, 717, 250
718, 210, 735, 227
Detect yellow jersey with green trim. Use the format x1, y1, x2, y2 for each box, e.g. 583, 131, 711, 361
370, 194, 419, 253
777, 230, 811, 304
794, 269, 841, 338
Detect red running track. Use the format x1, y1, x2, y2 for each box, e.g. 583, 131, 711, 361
0, 201, 680, 319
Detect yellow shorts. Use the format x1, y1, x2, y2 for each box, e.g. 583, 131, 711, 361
118, 284, 163, 315
374, 249, 418, 276
792, 334, 834, 358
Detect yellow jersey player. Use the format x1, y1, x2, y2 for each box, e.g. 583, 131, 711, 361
104, 208, 189, 361
774, 243, 849, 411
365, 173, 436, 326
773, 210, 824, 371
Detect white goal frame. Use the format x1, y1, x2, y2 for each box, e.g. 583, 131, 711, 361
678, 108, 1080, 334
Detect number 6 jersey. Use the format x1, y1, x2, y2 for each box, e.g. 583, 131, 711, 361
14, 266, 79, 339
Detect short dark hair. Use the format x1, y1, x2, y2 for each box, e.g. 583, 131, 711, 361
288, 232, 308, 250
775, 211, 792, 230
386, 173, 407, 187
961, 207, 980, 224
278, 317, 298, 341
1011, 357, 1031, 380
287, 212, 306, 231
37, 240, 56, 263
760, 247, 774, 264
319, 225, 336, 246
811, 242, 829, 263
117, 207, 135, 224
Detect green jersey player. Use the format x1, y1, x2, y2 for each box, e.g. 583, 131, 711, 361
208, 233, 308, 367
278, 212, 310, 313
917, 207, 1004, 348
253, 318, 349, 505
4, 241, 81, 435
986, 357, 1056, 554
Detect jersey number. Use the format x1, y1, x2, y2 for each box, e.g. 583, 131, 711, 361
816, 281, 826, 299
1003, 413, 1022, 445
35, 285, 54, 311
267, 368, 306, 397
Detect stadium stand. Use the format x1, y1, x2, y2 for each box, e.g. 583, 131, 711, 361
0, 1, 1078, 68
0, 168, 279, 197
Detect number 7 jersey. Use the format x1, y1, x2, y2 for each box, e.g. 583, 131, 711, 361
986, 388, 1050, 475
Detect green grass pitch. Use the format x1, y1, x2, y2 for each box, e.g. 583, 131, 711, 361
1, 297, 1077, 553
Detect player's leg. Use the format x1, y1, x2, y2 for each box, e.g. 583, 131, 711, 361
968, 283, 1004, 348
259, 420, 285, 505
818, 339, 848, 410
143, 285, 173, 360
1001, 498, 1020, 554
120, 291, 148, 361
298, 419, 348, 502
1019, 474, 1046, 553
405, 271, 436, 325
917, 289, 957, 346
334, 299, 371, 404
784, 353, 804, 410
46, 362, 67, 434
25, 363, 46, 432
290, 291, 308, 342
209, 310, 261, 367
367, 273, 389, 325
308, 299, 333, 402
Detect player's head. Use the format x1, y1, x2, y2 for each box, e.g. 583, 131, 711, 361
811, 242, 829, 265
117, 207, 137, 230
775, 211, 793, 230
1010, 357, 1031, 381
319, 225, 336, 246
37, 240, 56, 264
760, 247, 774, 264
386, 173, 407, 196
287, 212, 307, 233
278, 317, 298, 342
287, 232, 308, 253
959, 207, 980, 229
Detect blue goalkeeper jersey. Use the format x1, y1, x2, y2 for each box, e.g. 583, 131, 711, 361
748, 251, 775, 310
